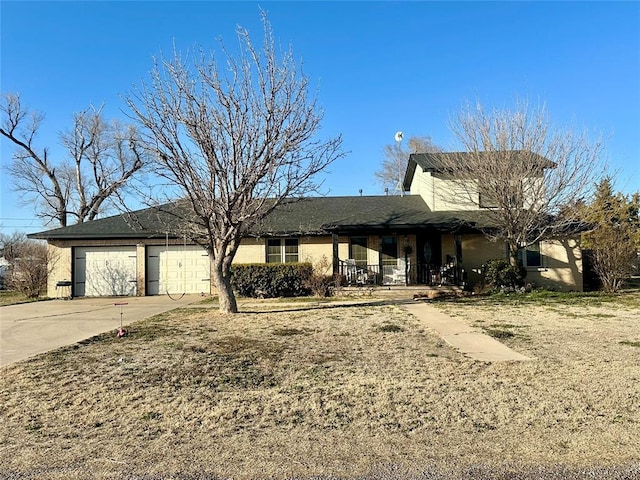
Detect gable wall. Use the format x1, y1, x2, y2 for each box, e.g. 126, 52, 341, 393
409, 169, 436, 210
409, 169, 479, 211
409, 167, 546, 212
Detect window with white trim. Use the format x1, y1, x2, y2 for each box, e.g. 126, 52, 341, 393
266, 238, 299, 263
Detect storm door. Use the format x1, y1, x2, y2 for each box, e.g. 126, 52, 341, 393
380, 236, 398, 284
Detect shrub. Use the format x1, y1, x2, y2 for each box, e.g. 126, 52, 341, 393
303, 255, 335, 297
483, 259, 526, 291
231, 263, 313, 298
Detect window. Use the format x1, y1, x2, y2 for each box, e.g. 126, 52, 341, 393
349, 237, 368, 267
266, 238, 299, 263
517, 241, 542, 267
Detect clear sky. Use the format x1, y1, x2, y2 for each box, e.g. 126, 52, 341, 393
1, 1, 639, 234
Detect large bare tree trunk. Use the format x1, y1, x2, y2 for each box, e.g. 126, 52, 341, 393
211, 259, 238, 314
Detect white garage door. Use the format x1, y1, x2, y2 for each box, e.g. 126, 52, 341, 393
146, 245, 211, 295
74, 246, 137, 297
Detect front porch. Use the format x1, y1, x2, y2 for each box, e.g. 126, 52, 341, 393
331, 229, 468, 288
336, 259, 466, 288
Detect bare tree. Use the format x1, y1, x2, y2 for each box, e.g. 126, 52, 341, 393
0, 93, 146, 227
0, 232, 53, 298
0, 231, 26, 262
126, 14, 345, 313
375, 135, 440, 194
439, 98, 605, 265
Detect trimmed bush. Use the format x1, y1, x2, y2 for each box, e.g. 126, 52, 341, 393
231, 263, 313, 298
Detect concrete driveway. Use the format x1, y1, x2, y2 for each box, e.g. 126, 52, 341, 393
0, 295, 200, 367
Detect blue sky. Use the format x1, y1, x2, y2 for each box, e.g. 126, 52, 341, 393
1, 1, 639, 233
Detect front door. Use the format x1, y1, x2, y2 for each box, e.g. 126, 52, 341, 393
417, 233, 442, 284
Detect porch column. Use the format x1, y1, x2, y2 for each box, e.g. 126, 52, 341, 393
332, 233, 339, 278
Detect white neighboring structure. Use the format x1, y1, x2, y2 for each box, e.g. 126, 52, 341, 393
0, 257, 10, 289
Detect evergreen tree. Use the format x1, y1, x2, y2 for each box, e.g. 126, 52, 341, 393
583, 178, 640, 292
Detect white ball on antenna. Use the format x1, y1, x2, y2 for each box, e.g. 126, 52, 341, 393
395, 131, 404, 142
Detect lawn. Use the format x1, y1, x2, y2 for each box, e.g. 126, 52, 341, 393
0, 292, 639, 479
0, 290, 42, 307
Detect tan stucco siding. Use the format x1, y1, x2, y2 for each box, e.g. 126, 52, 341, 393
234, 236, 335, 266
47, 242, 72, 298
460, 235, 506, 286
234, 238, 267, 263
299, 236, 334, 265
432, 177, 479, 211
336, 235, 348, 261
409, 169, 546, 213
527, 238, 583, 291
440, 234, 456, 263
409, 170, 436, 210
458, 235, 584, 291
410, 170, 478, 211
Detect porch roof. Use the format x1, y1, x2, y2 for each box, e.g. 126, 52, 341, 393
29, 195, 495, 240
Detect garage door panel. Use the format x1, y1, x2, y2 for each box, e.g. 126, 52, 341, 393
75, 247, 137, 297
146, 246, 210, 295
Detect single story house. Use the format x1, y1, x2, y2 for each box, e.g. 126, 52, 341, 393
30, 151, 585, 297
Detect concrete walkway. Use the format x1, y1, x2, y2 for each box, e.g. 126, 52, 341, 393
404, 301, 531, 362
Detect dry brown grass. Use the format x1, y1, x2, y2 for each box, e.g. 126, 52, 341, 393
0, 290, 40, 306
1, 293, 639, 479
